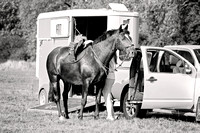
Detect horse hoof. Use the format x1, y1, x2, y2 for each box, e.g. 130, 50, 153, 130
94, 116, 99, 120
59, 116, 67, 121
63, 113, 69, 119
78, 116, 83, 120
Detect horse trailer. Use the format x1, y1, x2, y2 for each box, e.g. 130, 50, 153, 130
36, 3, 139, 105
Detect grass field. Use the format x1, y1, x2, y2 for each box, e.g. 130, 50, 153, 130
1, 64, 200, 132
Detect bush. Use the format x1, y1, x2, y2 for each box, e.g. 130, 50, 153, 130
0, 35, 30, 61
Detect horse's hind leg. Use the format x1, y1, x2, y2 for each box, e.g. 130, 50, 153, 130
48, 82, 55, 102
62, 82, 71, 119
49, 75, 62, 118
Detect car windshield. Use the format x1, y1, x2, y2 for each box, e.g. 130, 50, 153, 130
194, 49, 200, 63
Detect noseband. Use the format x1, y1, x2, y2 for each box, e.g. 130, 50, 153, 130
119, 33, 135, 57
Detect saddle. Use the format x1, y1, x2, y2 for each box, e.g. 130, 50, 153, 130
66, 39, 93, 63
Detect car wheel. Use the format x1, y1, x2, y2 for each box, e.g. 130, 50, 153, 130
39, 89, 47, 105
196, 97, 200, 122
122, 91, 147, 119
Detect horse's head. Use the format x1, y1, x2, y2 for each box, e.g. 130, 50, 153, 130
114, 24, 136, 59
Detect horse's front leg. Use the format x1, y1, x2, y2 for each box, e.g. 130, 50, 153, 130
78, 81, 89, 120
94, 86, 102, 119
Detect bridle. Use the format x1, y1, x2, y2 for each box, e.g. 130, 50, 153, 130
114, 32, 135, 70
92, 32, 135, 74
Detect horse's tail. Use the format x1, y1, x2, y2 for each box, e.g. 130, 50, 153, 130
46, 47, 62, 75
46, 47, 62, 102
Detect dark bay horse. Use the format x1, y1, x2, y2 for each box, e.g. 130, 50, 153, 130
46, 24, 134, 120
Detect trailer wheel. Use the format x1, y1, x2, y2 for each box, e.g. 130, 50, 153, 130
39, 89, 48, 105
122, 91, 147, 119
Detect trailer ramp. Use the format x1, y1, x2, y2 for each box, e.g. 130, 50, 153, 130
28, 96, 105, 114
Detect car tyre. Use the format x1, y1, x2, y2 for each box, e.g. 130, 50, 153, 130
39, 89, 48, 105
122, 91, 147, 119
196, 97, 200, 122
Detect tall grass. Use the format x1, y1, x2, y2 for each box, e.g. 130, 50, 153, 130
0, 60, 35, 71
0, 62, 200, 132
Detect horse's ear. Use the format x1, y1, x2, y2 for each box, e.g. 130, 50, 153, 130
119, 25, 123, 33
122, 24, 128, 31
124, 24, 128, 31
119, 24, 128, 33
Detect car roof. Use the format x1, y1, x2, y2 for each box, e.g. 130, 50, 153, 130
165, 45, 200, 50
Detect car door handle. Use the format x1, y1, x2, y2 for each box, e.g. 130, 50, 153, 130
146, 76, 157, 82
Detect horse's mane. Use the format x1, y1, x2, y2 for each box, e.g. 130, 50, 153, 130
72, 30, 118, 58
93, 29, 118, 44
93, 28, 131, 45
92, 29, 120, 64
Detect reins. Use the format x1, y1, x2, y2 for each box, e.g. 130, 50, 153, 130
90, 47, 108, 75
91, 36, 134, 74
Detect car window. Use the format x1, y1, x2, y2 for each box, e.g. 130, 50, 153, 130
175, 50, 194, 66
194, 49, 200, 64
147, 49, 186, 74
146, 50, 159, 72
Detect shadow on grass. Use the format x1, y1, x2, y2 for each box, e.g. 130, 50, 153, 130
83, 105, 122, 113
83, 106, 197, 122
80, 105, 124, 119
145, 111, 196, 123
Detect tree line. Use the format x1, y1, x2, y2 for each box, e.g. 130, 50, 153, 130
0, 0, 199, 61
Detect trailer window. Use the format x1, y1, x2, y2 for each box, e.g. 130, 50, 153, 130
56, 24, 62, 35
51, 18, 69, 38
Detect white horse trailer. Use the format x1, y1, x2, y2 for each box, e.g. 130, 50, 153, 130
36, 3, 139, 105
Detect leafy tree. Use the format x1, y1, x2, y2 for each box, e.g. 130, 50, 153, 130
1, 0, 200, 61
0, 35, 27, 61
177, 0, 200, 45
137, 0, 180, 46
0, 0, 21, 36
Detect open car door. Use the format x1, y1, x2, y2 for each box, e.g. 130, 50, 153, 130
141, 46, 196, 109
